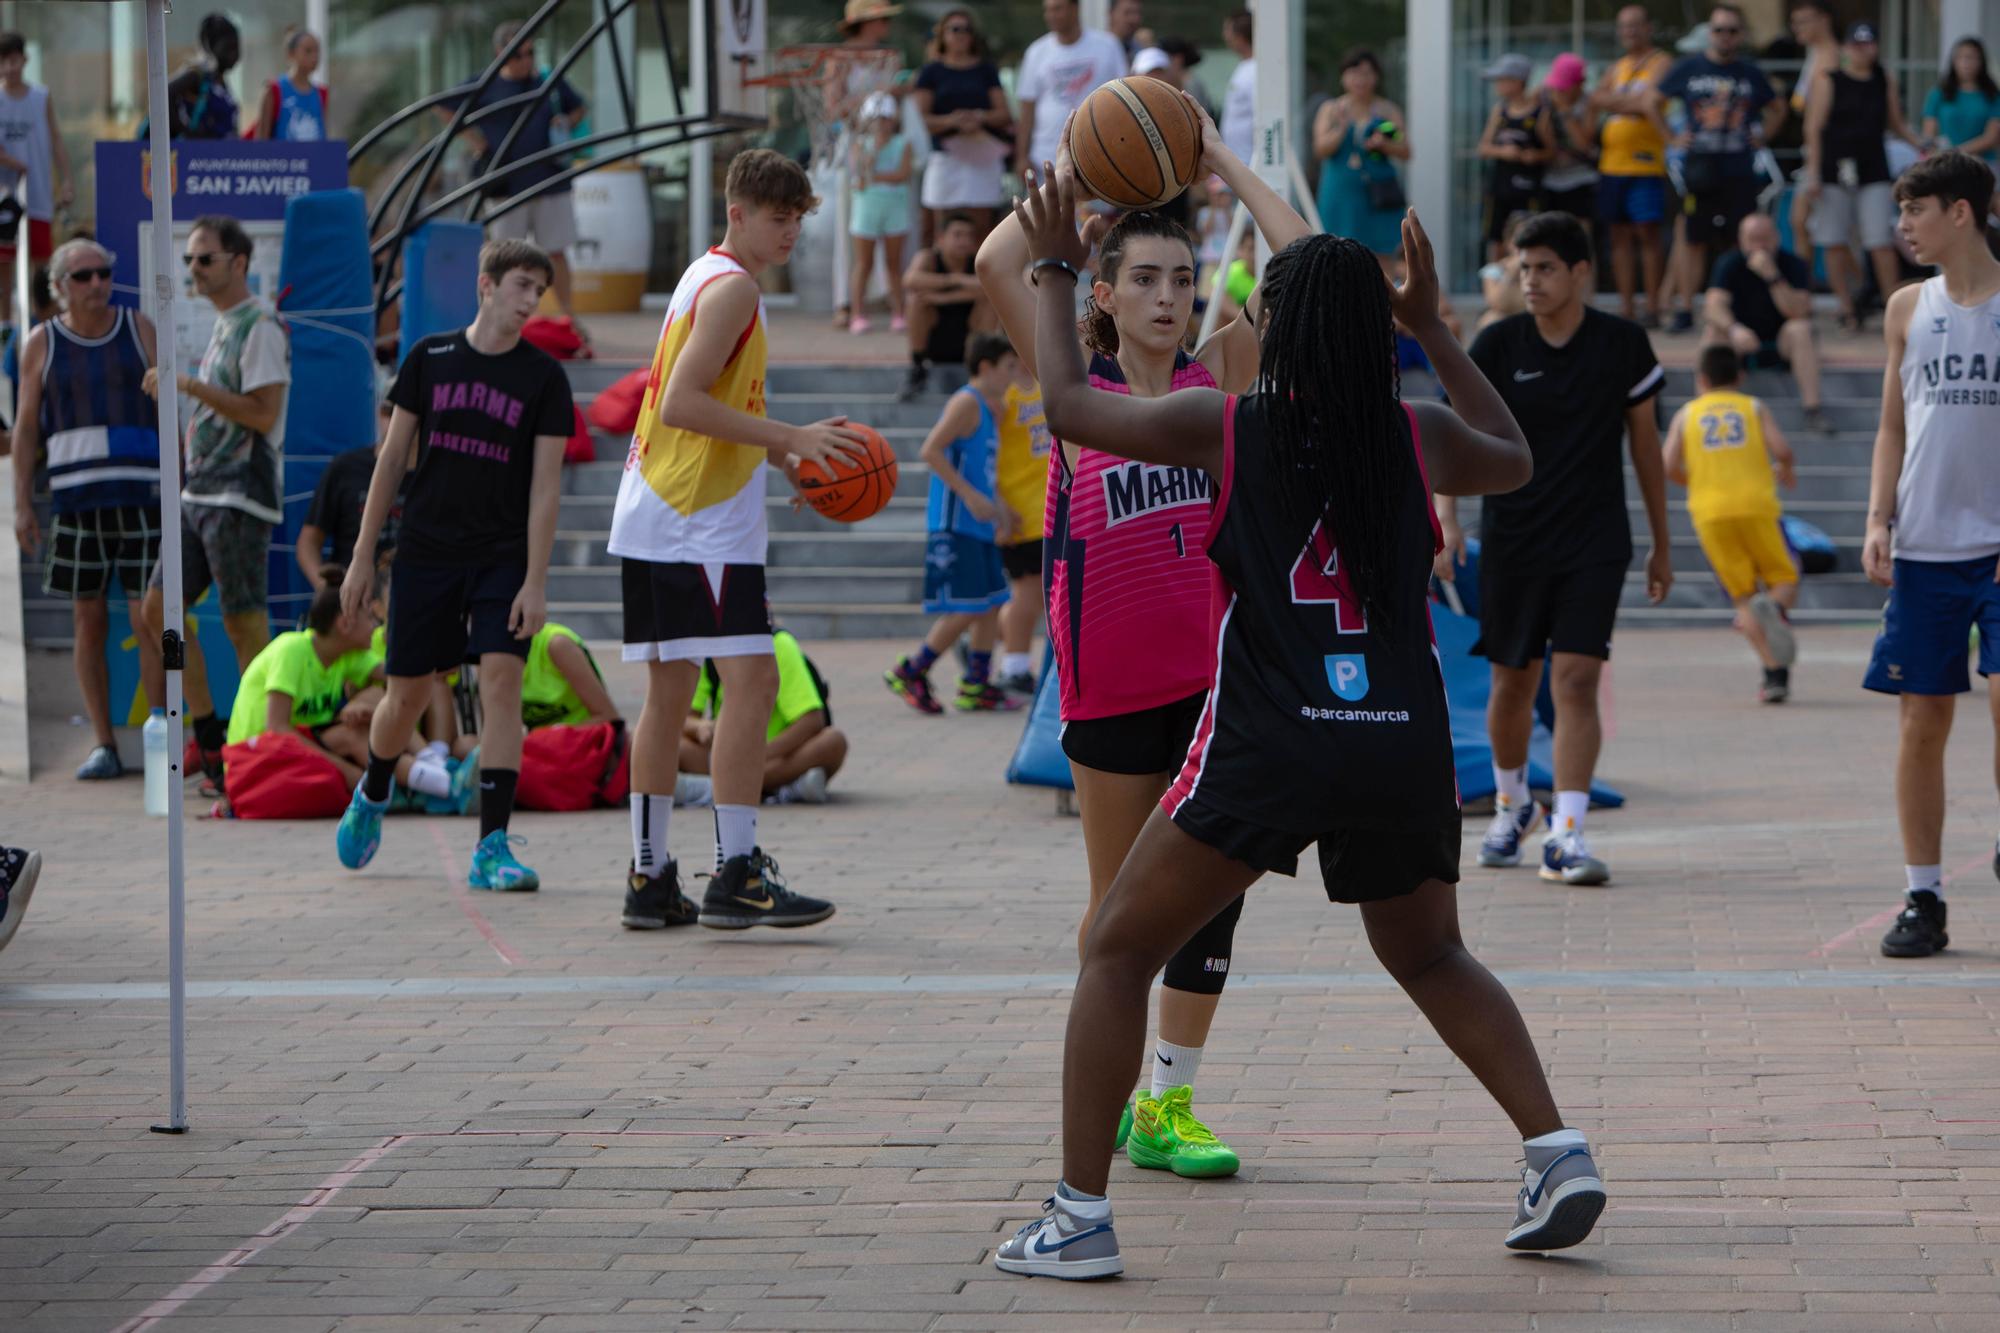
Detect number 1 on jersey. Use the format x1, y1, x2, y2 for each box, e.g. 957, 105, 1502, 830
1168, 522, 1186, 559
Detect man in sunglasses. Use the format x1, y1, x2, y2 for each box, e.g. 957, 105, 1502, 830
11, 239, 165, 780
1655, 5, 1785, 307
141, 214, 291, 786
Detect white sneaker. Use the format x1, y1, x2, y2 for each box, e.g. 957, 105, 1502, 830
993, 1193, 1122, 1280
407, 754, 453, 798
674, 772, 714, 808
782, 767, 829, 805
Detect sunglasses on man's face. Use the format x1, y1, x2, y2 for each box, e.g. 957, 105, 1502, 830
183, 251, 224, 269
67, 266, 114, 284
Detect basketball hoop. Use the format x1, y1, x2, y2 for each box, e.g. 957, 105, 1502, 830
739, 43, 902, 166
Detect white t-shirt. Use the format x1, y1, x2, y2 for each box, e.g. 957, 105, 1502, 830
1017, 28, 1130, 167
1222, 59, 1257, 165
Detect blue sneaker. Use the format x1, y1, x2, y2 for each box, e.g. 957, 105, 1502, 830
1540, 827, 1610, 886
336, 784, 391, 870
468, 830, 539, 892
1477, 797, 1544, 867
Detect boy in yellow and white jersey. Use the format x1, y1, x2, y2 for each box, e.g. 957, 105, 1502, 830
608, 148, 865, 932
992, 369, 1052, 694
1663, 344, 1800, 702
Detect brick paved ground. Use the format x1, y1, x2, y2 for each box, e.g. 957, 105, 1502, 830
7, 626, 2000, 1331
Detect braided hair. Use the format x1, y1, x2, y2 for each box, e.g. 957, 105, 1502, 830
1080, 211, 1196, 357
1254, 233, 1409, 628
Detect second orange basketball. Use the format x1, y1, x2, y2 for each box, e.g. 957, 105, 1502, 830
1065, 78, 1203, 211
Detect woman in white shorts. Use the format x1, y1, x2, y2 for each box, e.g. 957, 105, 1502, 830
911, 9, 1012, 240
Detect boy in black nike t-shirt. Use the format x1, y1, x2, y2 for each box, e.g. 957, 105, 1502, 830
1445, 211, 1671, 889
333, 239, 575, 892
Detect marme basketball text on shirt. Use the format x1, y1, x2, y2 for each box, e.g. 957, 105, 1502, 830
1100, 461, 1212, 528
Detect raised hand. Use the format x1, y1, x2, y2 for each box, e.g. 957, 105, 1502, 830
1012, 164, 1090, 272
1386, 210, 1442, 335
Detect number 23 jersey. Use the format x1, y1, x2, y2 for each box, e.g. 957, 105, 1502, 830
1165, 396, 1461, 836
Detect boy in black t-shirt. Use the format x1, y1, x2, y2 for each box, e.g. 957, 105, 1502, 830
1440, 212, 1671, 889
333, 240, 575, 892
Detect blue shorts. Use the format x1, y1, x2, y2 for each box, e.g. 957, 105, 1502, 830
1598, 175, 1668, 226
922, 530, 1009, 615
1863, 555, 2000, 695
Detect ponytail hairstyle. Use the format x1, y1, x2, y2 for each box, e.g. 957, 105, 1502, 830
306, 565, 349, 635
1080, 210, 1196, 358
1254, 233, 1409, 627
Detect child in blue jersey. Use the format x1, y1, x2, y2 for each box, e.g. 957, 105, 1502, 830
885, 331, 1022, 715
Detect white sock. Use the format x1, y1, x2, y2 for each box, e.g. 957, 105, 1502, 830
1553, 790, 1589, 834
631, 793, 672, 875
1524, 1127, 1588, 1149
715, 803, 757, 864
419, 739, 448, 761
1906, 864, 1943, 899
1055, 1180, 1111, 1218
1151, 1039, 1203, 1098
406, 754, 452, 797
1493, 763, 1529, 807
1002, 652, 1032, 678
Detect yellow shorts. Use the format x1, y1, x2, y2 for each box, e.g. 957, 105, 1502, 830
1694, 514, 1798, 600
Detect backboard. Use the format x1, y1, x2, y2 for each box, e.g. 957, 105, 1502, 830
715, 0, 767, 121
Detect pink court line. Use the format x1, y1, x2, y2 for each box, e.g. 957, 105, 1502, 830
1807, 849, 1989, 957
108, 1134, 406, 1333
431, 823, 525, 967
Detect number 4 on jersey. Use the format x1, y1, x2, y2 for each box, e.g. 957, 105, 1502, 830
1289, 519, 1367, 633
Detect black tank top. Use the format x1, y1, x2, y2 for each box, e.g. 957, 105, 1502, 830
1490, 102, 1544, 193
1165, 396, 1460, 835
1821, 67, 1891, 185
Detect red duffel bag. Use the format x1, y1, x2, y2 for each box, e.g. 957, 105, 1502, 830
585, 366, 650, 437
516, 721, 631, 812
223, 731, 352, 820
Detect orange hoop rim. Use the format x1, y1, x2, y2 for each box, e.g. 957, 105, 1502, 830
736, 43, 902, 90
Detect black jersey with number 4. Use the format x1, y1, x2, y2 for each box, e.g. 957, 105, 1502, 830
1164, 396, 1461, 836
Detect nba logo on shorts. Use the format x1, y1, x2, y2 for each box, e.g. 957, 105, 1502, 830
1325, 654, 1369, 701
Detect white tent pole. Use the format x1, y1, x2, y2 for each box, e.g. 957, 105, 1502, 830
144, 0, 190, 1137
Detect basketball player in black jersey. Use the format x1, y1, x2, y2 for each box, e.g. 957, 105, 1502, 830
993, 173, 1606, 1281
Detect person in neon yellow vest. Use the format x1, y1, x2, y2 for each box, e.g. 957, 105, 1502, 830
679, 629, 847, 805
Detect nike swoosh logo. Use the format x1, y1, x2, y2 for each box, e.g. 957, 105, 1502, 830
732, 894, 776, 910
1526, 1147, 1591, 1206
1158, 1053, 1173, 1066
1513, 370, 1544, 382
1030, 1223, 1109, 1255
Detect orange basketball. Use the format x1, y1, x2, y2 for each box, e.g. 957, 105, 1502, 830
795, 425, 898, 523
1066, 77, 1203, 211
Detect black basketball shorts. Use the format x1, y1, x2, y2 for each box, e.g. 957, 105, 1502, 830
621, 558, 774, 664
1061, 690, 1208, 776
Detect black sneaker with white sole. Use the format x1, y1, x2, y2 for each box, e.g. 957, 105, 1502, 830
0, 845, 42, 955
1881, 889, 1948, 957
622, 860, 699, 929
699, 849, 835, 930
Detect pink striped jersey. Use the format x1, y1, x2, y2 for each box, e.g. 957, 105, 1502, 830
1045, 350, 1220, 721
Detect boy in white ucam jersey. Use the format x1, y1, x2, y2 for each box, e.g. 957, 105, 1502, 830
611, 149, 864, 932
1860, 152, 2000, 958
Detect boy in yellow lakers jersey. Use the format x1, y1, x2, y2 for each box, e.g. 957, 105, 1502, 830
992, 367, 1051, 695
609, 148, 864, 931
1663, 345, 1800, 702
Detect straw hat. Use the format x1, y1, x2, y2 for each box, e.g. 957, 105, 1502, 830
841, 0, 902, 31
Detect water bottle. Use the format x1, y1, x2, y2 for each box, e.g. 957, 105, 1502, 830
144, 708, 169, 817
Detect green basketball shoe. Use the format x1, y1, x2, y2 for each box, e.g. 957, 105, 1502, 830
1114, 1098, 1133, 1150
1124, 1086, 1240, 1178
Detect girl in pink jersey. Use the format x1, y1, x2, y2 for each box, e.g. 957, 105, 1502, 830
975, 95, 1308, 1175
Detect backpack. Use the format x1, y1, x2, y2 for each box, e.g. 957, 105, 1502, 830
222, 731, 352, 820
516, 720, 631, 811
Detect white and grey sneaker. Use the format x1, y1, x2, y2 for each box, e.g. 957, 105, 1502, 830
1747, 593, 1796, 667
993, 1192, 1122, 1280
1506, 1131, 1605, 1251
1540, 827, 1610, 886
773, 767, 829, 805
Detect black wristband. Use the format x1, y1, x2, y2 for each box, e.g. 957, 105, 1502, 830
1031, 257, 1079, 286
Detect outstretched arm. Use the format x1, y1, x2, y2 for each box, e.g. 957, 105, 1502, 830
1386, 212, 1531, 497
1019, 168, 1227, 473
